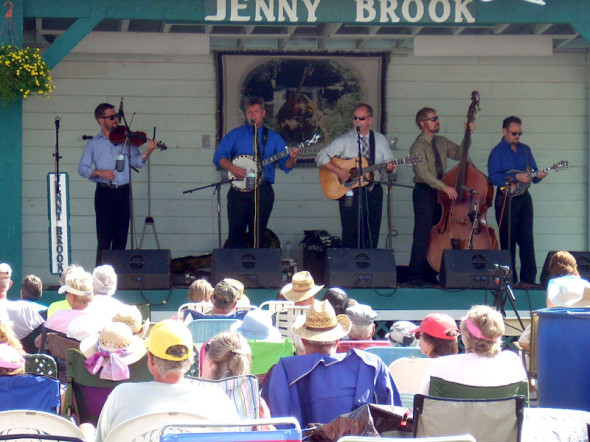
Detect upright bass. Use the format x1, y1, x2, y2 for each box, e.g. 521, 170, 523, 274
426, 91, 498, 272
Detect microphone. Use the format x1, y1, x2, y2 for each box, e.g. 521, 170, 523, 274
115, 154, 125, 173
117, 97, 124, 124
356, 125, 360, 134
249, 119, 255, 126
82, 135, 94, 140
54, 116, 60, 130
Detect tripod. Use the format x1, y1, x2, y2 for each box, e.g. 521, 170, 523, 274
139, 158, 160, 249
488, 264, 525, 332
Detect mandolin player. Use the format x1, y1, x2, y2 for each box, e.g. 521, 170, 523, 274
213, 97, 300, 248
488, 116, 547, 285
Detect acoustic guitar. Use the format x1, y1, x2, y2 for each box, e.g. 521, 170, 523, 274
229, 133, 320, 191
319, 154, 422, 200
504, 160, 568, 197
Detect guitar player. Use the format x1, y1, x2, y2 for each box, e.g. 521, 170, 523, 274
213, 97, 300, 248
315, 103, 397, 248
488, 116, 547, 285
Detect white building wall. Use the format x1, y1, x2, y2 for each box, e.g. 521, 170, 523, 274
21, 37, 589, 284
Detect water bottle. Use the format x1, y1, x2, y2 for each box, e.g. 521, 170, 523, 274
284, 241, 293, 260
345, 189, 354, 207
115, 154, 125, 172
246, 170, 256, 190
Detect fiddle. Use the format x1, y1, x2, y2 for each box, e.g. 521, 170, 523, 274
108, 126, 168, 150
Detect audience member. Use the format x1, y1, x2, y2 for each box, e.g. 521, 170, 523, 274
321, 287, 349, 315
0, 321, 24, 353
230, 309, 282, 342
281, 271, 323, 306
262, 300, 401, 427
519, 250, 590, 351
47, 264, 84, 318
337, 303, 388, 352
112, 305, 148, 337
188, 279, 213, 303
200, 331, 252, 380
35, 269, 94, 348
80, 321, 146, 381
86, 265, 125, 315
185, 279, 248, 321
94, 320, 239, 442
412, 313, 459, 357
386, 321, 419, 347
0, 343, 25, 376
422, 305, 527, 394
0, 264, 13, 322
6, 274, 45, 350
223, 278, 251, 308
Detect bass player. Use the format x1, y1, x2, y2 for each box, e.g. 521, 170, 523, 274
488, 116, 547, 285
213, 97, 300, 248
315, 103, 397, 248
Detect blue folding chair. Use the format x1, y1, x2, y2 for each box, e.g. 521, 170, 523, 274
363, 346, 425, 366
0, 374, 60, 414
186, 318, 241, 345
159, 417, 301, 441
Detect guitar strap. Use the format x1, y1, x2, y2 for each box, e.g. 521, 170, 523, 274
369, 130, 375, 165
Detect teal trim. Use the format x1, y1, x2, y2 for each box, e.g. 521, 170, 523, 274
44, 17, 102, 69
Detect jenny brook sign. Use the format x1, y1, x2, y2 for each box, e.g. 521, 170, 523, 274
204, 0, 478, 24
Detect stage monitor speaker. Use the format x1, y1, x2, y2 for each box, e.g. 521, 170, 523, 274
212, 248, 282, 288
440, 249, 512, 289
324, 248, 396, 288
540, 251, 590, 289
102, 249, 171, 290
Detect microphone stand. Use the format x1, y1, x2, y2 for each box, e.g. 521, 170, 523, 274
355, 127, 365, 248
252, 121, 261, 249
184, 178, 233, 249
53, 117, 61, 200
117, 109, 138, 250
373, 179, 415, 250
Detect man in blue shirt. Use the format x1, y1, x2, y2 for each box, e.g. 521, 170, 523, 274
213, 97, 299, 248
488, 116, 547, 284
78, 103, 157, 265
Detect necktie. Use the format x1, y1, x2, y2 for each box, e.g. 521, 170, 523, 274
361, 136, 369, 158
432, 137, 443, 179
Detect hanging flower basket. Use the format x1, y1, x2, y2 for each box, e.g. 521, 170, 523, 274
0, 44, 55, 104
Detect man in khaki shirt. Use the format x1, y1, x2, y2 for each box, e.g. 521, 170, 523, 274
408, 107, 468, 285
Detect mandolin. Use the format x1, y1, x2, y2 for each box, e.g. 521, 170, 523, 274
504, 160, 568, 197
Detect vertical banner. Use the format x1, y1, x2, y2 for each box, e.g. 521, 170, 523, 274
47, 172, 71, 275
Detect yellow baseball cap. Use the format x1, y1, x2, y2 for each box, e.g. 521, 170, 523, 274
145, 320, 193, 361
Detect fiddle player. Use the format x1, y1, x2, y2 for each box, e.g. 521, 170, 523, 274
213, 97, 300, 248
78, 103, 157, 265
408, 107, 472, 285
315, 103, 396, 248
488, 116, 547, 285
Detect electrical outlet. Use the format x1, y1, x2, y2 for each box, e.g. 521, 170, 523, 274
202, 134, 210, 148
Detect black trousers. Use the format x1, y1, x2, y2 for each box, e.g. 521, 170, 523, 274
95, 184, 130, 265
226, 182, 274, 248
495, 190, 537, 284
338, 184, 383, 249
409, 183, 441, 282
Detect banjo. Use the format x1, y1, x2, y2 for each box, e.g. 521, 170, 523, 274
228, 133, 320, 191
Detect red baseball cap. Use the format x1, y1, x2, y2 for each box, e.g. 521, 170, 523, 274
411, 313, 459, 341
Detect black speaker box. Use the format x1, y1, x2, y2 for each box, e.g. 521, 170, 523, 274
540, 251, 590, 288
324, 248, 396, 288
102, 249, 171, 290
440, 249, 512, 289
212, 248, 282, 288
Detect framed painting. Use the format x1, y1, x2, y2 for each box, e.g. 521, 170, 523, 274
216, 51, 388, 164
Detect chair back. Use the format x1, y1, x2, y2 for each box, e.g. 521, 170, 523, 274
428, 376, 529, 407
104, 411, 215, 442
178, 302, 211, 323
186, 318, 241, 344
24, 353, 58, 379
389, 357, 432, 407
259, 300, 294, 316
0, 374, 61, 414
0, 410, 85, 441
159, 417, 301, 442
413, 394, 525, 441
247, 339, 295, 376
188, 375, 260, 419
63, 348, 152, 425
528, 311, 540, 377
336, 340, 390, 353
363, 346, 425, 366
275, 305, 309, 339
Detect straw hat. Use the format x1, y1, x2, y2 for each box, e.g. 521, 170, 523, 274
281, 271, 324, 303
112, 305, 148, 337
80, 322, 147, 366
293, 300, 351, 342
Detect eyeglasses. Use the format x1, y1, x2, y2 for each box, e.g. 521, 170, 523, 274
423, 116, 439, 123
509, 131, 523, 136
204, 342, 210, 353
415, 331, 421, 339
353, 116, 370, 121
101, 114, 117, 121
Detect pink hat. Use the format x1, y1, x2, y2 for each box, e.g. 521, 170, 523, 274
0, 343, 25, 370
411, 313, 459, 341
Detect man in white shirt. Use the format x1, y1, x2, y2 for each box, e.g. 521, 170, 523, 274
95, 320, 240, 442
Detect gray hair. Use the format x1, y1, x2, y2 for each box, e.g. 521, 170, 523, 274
151, 351, 193, 374
92, 265, 117, 296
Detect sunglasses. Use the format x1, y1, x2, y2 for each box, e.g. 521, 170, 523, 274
423, 116, 439, 123
353, 116, 369, 121
509, 131, 523, 136
101, 114, 117, 121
